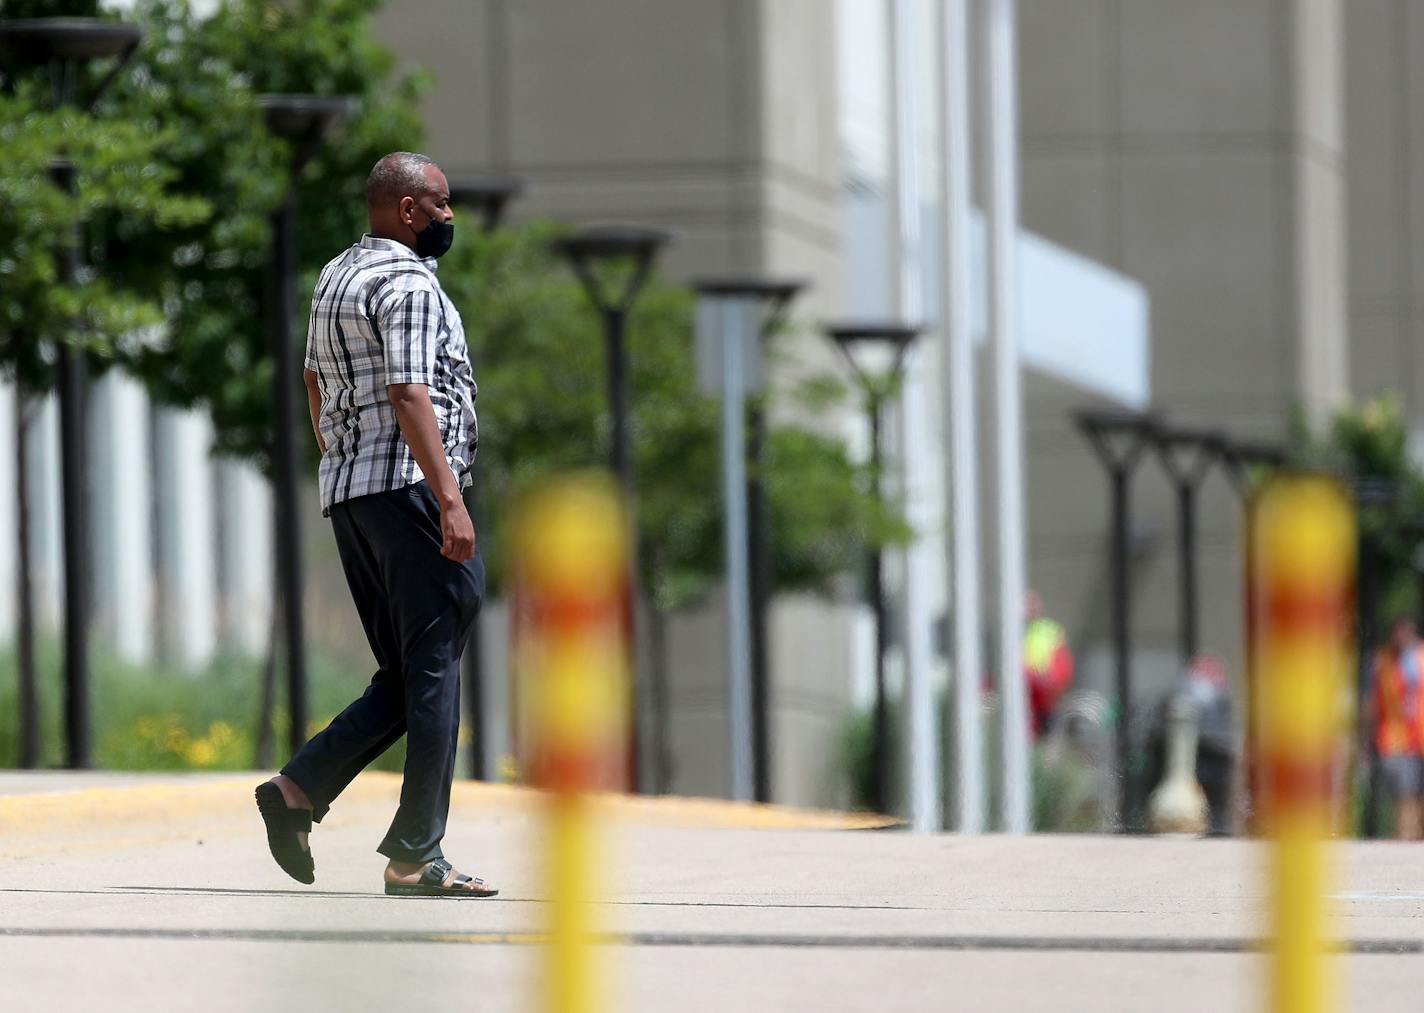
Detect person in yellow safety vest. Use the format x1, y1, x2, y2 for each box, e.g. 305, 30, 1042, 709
1024, 591, 1074, 739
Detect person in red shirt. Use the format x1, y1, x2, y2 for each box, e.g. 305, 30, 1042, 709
1365, 613, 1424, 839
1024, 591, 1074, 738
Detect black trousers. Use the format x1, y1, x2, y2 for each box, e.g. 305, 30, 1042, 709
282, 480, 484, 864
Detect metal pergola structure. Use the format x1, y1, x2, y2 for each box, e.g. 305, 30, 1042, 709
1073, 406, 1287, 830
825, 320, 923, 817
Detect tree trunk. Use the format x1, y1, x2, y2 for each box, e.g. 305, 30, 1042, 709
647, 601, 673, 794
254, 607, 279, 769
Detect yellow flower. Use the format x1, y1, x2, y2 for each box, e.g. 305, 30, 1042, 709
185, 739, 218, 767
497, 754, 520, 783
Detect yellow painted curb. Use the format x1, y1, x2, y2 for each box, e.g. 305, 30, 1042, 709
0, 772, 899, 848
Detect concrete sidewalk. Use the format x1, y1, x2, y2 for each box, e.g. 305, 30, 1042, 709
2, 772, 1422, 1012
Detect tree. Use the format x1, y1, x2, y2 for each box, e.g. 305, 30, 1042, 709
108, 0, 428, 463
0, 0, 210, 766
435, 221, 906, 608
437, 222, 905, 790
1294, 394, 1424, 633
0, 61, 207, 386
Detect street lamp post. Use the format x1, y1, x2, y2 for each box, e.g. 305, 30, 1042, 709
1074, 406, 1158, 830
1151, 425, 1220, 664
825, 321, 922, 816
0, 17, 143, 769
259, 94, 353, 756
1217, 438, 1287, 834
447, 178, 522, 782
554, 227, 669, 498
555, 225, 669, 792
692, 277, 807, 803
1347, 475, 1396, 839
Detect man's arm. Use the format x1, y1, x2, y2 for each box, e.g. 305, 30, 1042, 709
388, 381, 474, 562
304, 368, 327, 454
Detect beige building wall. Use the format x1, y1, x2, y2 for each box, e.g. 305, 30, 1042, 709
1344, 0, 1424, 421
371, 0, 855, 806
1018, 0, 1349, 711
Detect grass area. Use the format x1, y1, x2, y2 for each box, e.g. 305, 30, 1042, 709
0, 640, 422, 774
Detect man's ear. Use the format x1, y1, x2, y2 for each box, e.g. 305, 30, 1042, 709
399, 195, 415, 226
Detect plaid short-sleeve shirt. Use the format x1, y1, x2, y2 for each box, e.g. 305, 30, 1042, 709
304, 234, 478, 515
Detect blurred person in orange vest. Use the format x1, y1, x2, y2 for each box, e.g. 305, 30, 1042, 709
1364, 611, 1424, 839
1025, 591, 1074, 738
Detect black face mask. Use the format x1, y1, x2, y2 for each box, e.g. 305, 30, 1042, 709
413, 208, 454, 260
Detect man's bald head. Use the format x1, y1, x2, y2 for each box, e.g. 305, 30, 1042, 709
366, 151, 452, 251
367, 152, 438, 206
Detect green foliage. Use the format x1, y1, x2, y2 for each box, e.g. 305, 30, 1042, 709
110, 0, 427, 462
1293, 393, 1424, 631
0, 0, 425, 462
0, 84, 207, 385
0, 639, 410, 772
0, 0, 896, 610
0, 0, 101, 17
838, 692, 1105, 831
435, 223, 898, 606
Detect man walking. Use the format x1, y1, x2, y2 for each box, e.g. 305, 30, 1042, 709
254, 151, 495, 897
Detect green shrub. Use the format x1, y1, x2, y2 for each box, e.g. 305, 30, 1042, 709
838, 689, 1107, 831
0, 640, 413, 773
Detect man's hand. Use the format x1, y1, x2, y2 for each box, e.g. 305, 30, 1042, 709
304, 368, 327, 454
388, 381, 475, 561
439, 493, 476, 562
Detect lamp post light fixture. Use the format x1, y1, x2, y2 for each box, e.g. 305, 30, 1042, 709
824, 320, 922, 816
1074, 405, 1160, 830
447, 178, 523, 234
692, 276, 807, 803
259, 93, 354, 756
0, 17, 144, 769
554, 224, 669, 792
554, 226, 669, 497
447, 177, 523, 781
1219, 439, 1289, 499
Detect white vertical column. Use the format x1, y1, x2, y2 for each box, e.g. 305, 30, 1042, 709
983, 0, 1029, 834
937, 0, 986, 833
30, 394, 64, 631
0, 379, 15, 642
887, 0, 942, 833
154, 405, 217, 669
217, 457, 273, 656
89, 370, 154, 664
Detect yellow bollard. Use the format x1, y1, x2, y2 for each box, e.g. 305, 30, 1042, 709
1252, 475, 1354, 1013
514, 474, 630, 1013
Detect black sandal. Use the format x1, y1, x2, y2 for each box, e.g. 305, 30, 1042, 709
384, 858, 498, 898
254, 782, 315, 885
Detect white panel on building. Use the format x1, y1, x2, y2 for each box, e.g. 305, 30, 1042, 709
0, 379, 14, 642
153, 405, 218, 670
216, 458, 273, 656
89, 369, 154, 664
29, 393, 64, 631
